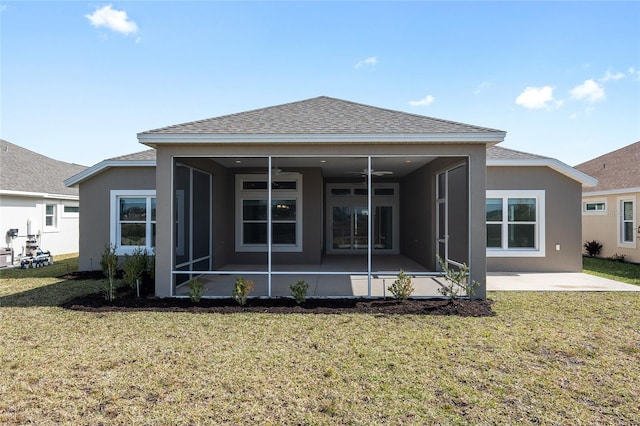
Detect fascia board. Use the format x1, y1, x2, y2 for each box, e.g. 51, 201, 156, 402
64, 160, 157, 187
0, 189, 79, 200
487, 158, 598, 187
138, 132, 507, 145
582, 187, 640, 197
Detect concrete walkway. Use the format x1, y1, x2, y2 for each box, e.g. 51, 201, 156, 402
487, 272, 640, 292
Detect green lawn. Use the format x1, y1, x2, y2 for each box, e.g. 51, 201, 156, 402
1, 258, 639, 424
583, 256, 640, 285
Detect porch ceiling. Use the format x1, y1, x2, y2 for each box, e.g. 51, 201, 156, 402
209, 156, 436, 178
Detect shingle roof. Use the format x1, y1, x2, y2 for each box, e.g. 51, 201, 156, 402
574, 141, 640, 192
487, 146, 550, 161
0, 139, 87, 196
141, 96, 504, 135
109, 149, 157, 161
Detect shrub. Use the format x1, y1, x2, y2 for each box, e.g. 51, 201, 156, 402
387, 269, 414, 300
436, 255, 479, 302
100, 244, 118, 302
188, 278, 204, 303
584, 240, 603, 257
290, 280, 309, 304
123, 248, 148, 290
609, 253, 626, 262
232, 276, 255, 306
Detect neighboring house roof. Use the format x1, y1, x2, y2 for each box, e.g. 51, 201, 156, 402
0, 139, 87, 198
64, 149, 156, 187
574, 141, 640, 194
487, 146, 597, 187
138, 96, 506, 144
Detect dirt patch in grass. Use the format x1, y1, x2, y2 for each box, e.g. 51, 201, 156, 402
62, 293, 495, 316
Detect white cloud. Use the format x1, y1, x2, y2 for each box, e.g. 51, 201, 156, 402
570, 79, 605, 102
473, 81, 492, 95
354, 56, 377, 69
409, 95, 435, 107
599, 70, 625, 82
86, 4, 138, 35
515, 86, 556, 109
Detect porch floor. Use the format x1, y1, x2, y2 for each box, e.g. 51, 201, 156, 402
175, 255, 452, 298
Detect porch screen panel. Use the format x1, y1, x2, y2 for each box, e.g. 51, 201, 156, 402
446, 164, 469, 264
193, 169, 211, 267
175, 165, 191, 266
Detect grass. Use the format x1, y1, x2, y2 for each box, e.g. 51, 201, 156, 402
1, 258, 639, 424
583, 256, 640, 285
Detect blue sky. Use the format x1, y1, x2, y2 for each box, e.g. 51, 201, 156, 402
1, 1, 639, 167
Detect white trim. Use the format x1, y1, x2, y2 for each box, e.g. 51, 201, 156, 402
43, 202, 59, 232
617, 196, 637, 249
0, 189, 78, 200
582, 198, 607, 215
486, 190, 546, 258
110, 190, 156, 256
138, 132, 506, 146
235, 173, 303, 253
64, 160, 156, 187
487, 158, 597, 187
61, 202, 80, 218
583, 187, 640, 197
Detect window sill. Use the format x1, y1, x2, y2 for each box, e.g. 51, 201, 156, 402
487, 249, 545, 258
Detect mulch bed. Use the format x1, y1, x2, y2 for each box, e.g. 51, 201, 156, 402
62, 293, 495, 316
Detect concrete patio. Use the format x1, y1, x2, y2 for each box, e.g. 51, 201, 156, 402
487, 272, 640, 292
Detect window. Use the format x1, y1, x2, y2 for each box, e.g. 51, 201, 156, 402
64, 205, 79, 213
236, 174, 302, 252
583, 200, 606, 215
62, 203, 80, 218
110, 190, 156, 255
45, 204, 57, 229
618, 197, 636, 247
486, 190, 545, 257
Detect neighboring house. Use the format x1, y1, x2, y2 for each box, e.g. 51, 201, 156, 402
65, 96, 595, 298
575, 141, 640, 263
0, 139, 87, 261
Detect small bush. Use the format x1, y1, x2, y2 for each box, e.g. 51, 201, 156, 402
584, 240, 603, 257
123, 248, 148, 290
100, 244, 118, 302
609, 253, 626, 262
188, 278, 204, 303
290, 280, 309, 304
387, 269, 414, 300
436, 255, 479, 302
232, 276, 255, 306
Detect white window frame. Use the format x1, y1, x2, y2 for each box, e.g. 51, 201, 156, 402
44, 203, 58, 231
235, 174, 303, 252
110, 190, 157, 256
486, 190, 546, 257
583, 199, 607, 215
617, 196, 636, 248
62, 203, 80, 217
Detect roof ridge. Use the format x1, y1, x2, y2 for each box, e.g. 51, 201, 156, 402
574, 140, 640, 167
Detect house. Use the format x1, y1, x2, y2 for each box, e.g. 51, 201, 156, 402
575, 141, 640, 263
0, 139, 87, 263
65, 96, 596, 298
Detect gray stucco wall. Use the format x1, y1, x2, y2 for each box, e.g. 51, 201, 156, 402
486, 166, 582, 272
77, 167, 156, 271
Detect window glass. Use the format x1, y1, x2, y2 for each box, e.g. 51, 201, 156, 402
623, 201, 633, 221
585, 202, 605, 211
243, 223, 267, 244
486, 224, 502, 248
151, 198, 156, 221
331, 188, 351, 196
486, 198, 502, 221
273, 223, 296, 244
64, 205, 79, 213
508, 224, 535, 248
243, 200, 267, 221
272, 200, 296, 220
120, 198, 146, 221
374, 188, 394, 196
508, 198, 536, 222
120, 223, 146, 246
